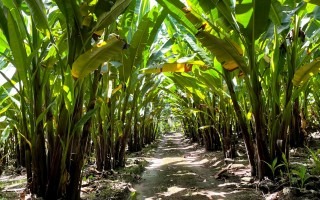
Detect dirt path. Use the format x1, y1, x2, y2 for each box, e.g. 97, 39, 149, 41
133, 132, 263, 200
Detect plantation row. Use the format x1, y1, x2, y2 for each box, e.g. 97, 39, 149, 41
1, 0, 320, 199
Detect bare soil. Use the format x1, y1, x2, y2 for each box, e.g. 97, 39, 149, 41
2, 132, 319, 199
132, 132, 263, 200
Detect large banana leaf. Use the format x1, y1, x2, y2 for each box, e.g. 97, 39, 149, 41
156, 0, 198, 34
195, 68, 228, 99
129, 7, 159, 64
7, 11, 28, 83
54, 0, 76, 27
196, 31, 247, 72
121, 6, 165, 81
93, 0, 132, 32
147, 38, 173, 66
71, 35, 127, 78
191, 0, 234, 30
269, 0, 284, 26
292, 58, 320, 86
25, 0, 49, 35
183, 34, 212, 64
2, 0, 28, 41
171, 73, 207, 101
236, 0, 271, 40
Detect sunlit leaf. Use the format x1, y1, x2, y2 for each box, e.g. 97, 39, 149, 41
93, 0, 132, 31
7, 11, 28, 83
1, 126, 10, 142
25, 0, 50, 36
71, 35, 127, 78
196, 31, 246, 72
242, 0, 271, 40
305, 0, 320, 6
236, 0, 253, 28
0, 31, 9, 52
156, 0, 198, 34
292, 58, 320, 86
0, 103, 11, 115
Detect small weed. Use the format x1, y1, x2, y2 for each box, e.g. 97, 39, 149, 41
306, 147, 320, 175
263, 157, 284, 180
291, 165, 309, 188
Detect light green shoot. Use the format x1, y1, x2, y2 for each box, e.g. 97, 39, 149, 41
292, 165, 309, 188
262, 157, 284, 179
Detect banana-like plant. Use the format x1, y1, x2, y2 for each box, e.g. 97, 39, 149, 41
0, 0, 130, 199
153, 0, 320, 179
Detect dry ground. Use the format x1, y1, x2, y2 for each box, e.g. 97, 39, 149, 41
1, 131, 320, 199
132, 132, 263, 200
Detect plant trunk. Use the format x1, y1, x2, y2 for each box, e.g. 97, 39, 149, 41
67, 70, 100, 200
224, 70, 256, 176
45, 102, 69, 199
31, 66, 47, 197
19, 136, 26, 167
290, 99, 304, 147
13, 128, 20, 167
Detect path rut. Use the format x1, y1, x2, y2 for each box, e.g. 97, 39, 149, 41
133, 132, 262, 200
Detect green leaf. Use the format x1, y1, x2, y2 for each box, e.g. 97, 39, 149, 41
129, 7, 158, 62
184, 34, 212, 64
0, 103, 11, 115
73, 106, 99, 134
2, 0, 27, 38
7, 11, 28, 83
0, 31, 10, 52
269, 0, 282, 26
54, 0, 76, 27
0, 7, 9, 39
245, 0, 272, 40
36, 101, 55, 126
71, 35, 127, 78
93, 0, 132, 31
156, 0, 198, 34
25, 0, 49, 35
116, 120, 124, 137
236, 0, 253, 28
272, 157, 278, 168
292, 58, 320, 86
1, 126, 11, 142
305, 0, 320, 6
196, 31, 247, 73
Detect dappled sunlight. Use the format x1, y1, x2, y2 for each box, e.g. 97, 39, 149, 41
174, 158, 209, 165
170, 170, 197, 176
160, 186, 186, 197
159, 145, 195, 151
211, 160, 223, 167
134, 132, 262, 200
189, 189, 242, 199
218, 182, 239, 188
146, 155, 210, 169
0, 175, 26, 193
146, 156, 185, 169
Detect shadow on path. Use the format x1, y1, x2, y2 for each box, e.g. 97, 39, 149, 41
133, 132, 262, 200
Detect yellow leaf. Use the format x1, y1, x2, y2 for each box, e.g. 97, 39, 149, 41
141, 61, 208, 74
223, 60, 238, 71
